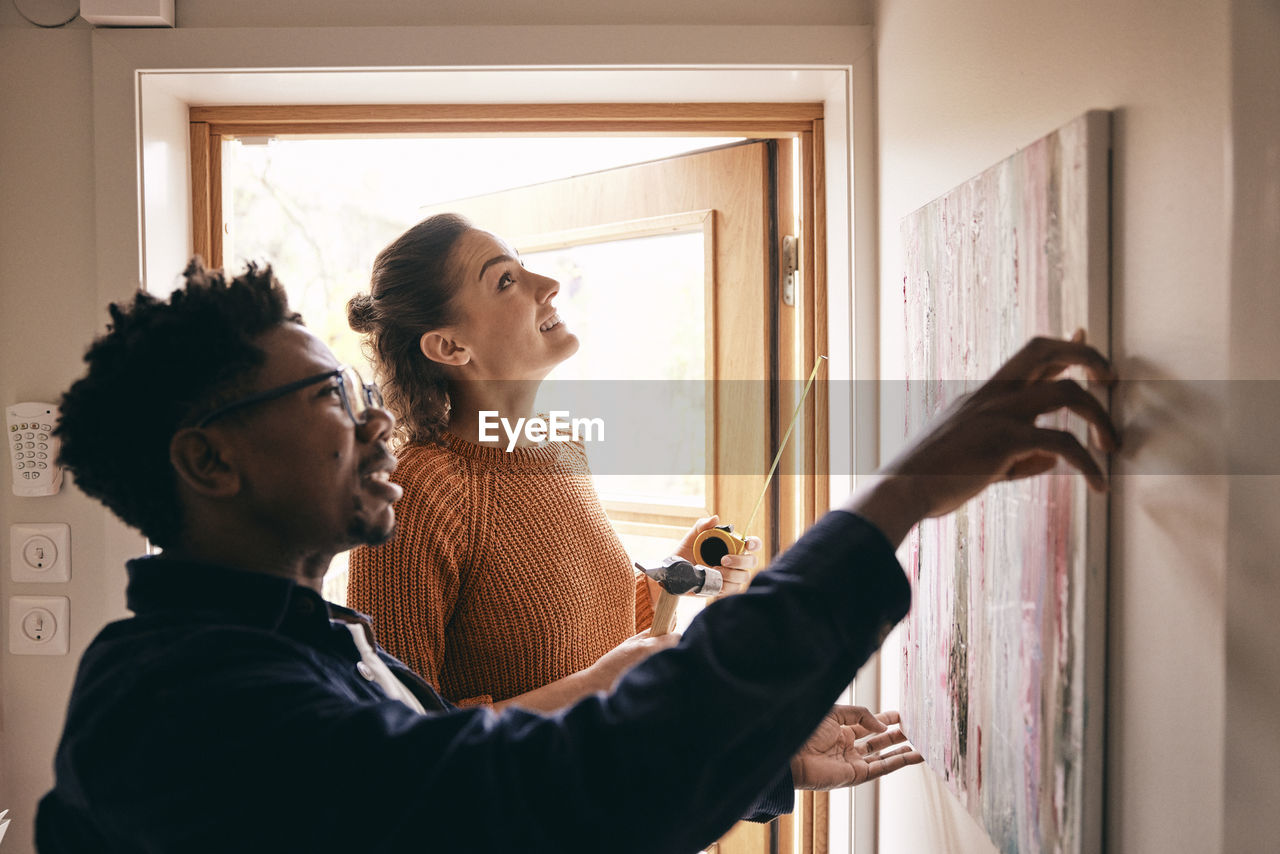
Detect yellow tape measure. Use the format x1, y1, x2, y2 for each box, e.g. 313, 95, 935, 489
692, 356, 828, 566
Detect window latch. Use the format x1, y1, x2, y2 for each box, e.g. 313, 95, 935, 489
781, 235, 798, 306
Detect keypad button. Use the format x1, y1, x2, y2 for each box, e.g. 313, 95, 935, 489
25, 432, 34, 439
16, 462, 24, 470
40, 423, 51, 431
37, 433, 48, 441
36, 462, 46, 469
37, 453, 47, 460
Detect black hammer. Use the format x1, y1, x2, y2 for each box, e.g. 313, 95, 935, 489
634, 557, 723, 636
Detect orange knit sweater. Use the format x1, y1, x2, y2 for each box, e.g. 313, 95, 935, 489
347, 431, 654, 706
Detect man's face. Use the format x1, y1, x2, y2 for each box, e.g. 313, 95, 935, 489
226, 323, 401, 558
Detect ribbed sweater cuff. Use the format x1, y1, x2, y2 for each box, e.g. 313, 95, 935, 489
741, 764, 795, 822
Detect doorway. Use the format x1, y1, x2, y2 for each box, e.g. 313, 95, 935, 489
191, 103, 829, 854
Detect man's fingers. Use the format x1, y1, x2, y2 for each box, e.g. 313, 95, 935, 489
828, 704, 886, 733
1002, 379, 1119, 452
874, 710, 902, 727
1012, 426, 1107, 491
1003, 453, 1059, 481
847, 709, 903, 738
860, 742, 917, 763
861, 748, 924, 783
855, 727, 909, 755
849, 708, 902, 738
985, 336, 1117, 388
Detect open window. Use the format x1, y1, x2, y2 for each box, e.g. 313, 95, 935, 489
190, 103, 830, 854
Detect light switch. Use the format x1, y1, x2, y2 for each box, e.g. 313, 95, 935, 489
9, 595, 69, 655
10, 522, 70, 582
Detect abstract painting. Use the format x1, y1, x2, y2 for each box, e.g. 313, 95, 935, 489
900, 111, 1110, 854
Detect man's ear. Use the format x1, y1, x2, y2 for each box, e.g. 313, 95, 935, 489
419, 330, 471, 367
169, 428, 242, 498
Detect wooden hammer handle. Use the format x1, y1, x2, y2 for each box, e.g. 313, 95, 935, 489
649, 589, 680, 637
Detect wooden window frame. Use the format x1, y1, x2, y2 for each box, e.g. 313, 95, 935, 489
189, 101, 830, 854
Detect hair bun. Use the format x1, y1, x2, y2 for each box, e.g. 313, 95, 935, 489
347, 292, 378, 333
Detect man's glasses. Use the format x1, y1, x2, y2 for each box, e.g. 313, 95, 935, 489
194, 365, 383, 429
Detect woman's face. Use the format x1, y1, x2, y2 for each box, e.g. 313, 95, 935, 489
438, 228, 580, 381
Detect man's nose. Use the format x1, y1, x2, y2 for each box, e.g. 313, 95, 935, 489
357, 405, 395, 443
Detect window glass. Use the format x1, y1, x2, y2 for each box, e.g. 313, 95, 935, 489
526, 232, 706, 511
223, 136, 740, 603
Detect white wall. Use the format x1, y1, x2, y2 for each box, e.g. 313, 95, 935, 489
1223, 1, 1280, 851
0, 11, 871, 854
0, 27, 131, 848
874, 0, 1279, 852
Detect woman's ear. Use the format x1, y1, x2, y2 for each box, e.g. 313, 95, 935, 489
169, 428, 242, 498
419, 330, 471, 367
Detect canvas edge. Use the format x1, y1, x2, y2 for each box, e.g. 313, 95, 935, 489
1080, 107, 1113, 854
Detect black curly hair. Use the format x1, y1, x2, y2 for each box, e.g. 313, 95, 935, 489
56, 259, 301, 549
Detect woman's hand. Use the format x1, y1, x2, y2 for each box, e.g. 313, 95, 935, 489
671, 515, 760, 595
586, 630, 681, 693
494, 630, 679, 712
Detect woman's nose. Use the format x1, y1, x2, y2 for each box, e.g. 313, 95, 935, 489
535, 272, 560, 303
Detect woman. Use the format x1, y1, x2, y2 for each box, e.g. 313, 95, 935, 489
346, 213, 757, 712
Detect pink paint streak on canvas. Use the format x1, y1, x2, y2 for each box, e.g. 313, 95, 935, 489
900, 113, 1107, 854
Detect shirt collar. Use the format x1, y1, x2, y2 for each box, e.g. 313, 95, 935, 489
123, 554, 451, 713
125, 554, 336, 632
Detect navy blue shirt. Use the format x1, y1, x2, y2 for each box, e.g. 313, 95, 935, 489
37, 510, 909, 853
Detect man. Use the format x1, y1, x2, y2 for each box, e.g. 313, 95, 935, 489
37, 262, 1117, 852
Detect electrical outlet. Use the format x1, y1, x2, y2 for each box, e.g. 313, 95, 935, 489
9, 595, 69, 655
11, 522, 71, 582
